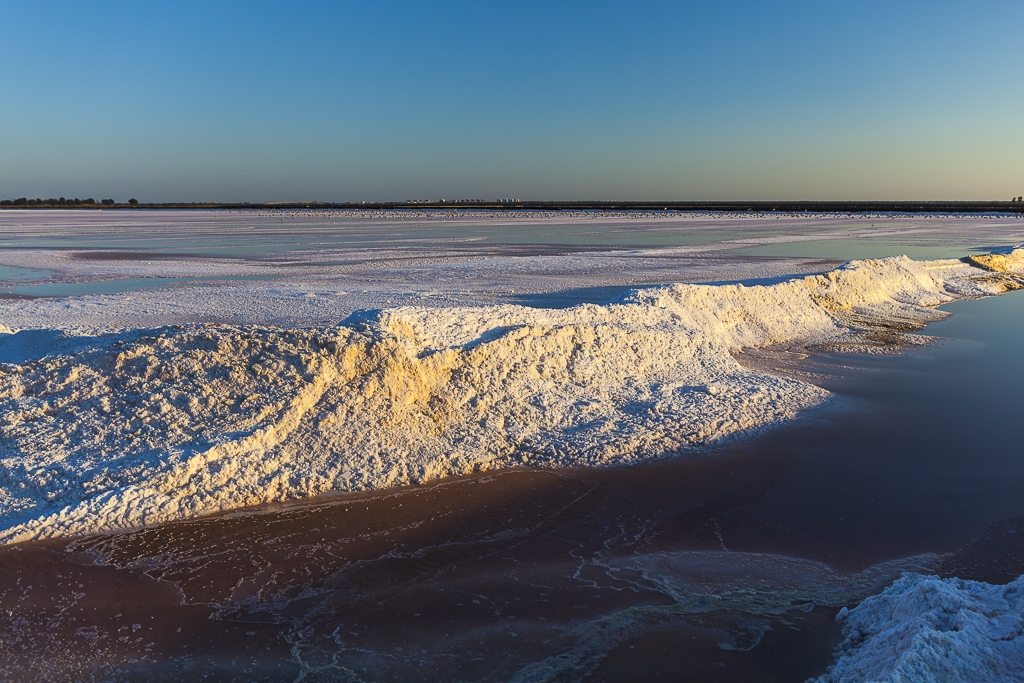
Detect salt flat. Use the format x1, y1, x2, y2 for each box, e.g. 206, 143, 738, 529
2, 209, 1021, 327
2, 210, 1023, 682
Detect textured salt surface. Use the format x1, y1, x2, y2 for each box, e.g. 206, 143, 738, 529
1, 249, 1022, 545
814, 574, 1024, 683
3, 208, 1022, 327
0, 247, 846, 328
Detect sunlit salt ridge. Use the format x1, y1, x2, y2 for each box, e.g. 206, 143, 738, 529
0, 249, 1022, 544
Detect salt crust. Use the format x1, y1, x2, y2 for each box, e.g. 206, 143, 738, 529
814, 574, 1024, 683
0, 251, 1022, 545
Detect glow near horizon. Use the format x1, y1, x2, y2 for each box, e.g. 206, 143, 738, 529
1, 1, 1021, 203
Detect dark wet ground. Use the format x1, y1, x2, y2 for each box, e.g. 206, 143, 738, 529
0, 464, 860, 682
2, 291, 1022, 682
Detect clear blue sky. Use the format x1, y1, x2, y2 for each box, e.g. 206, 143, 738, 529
2, 1, 1022, 202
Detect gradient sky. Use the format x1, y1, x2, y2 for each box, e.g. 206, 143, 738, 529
2, 1, 1022, 202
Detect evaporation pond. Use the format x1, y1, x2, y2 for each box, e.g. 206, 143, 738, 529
2, 275, 275, 298
733, 238, 990, 261
0, 265, 54, 281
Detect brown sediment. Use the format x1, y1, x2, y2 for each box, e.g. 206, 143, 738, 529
0, 538, 296, 681
0, 458, 857, 682
3, 431, 1020, 681
67, 469, 604, 608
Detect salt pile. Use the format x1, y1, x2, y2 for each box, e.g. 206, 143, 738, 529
814, 573, 1024, 683
1, 250, 1022, 544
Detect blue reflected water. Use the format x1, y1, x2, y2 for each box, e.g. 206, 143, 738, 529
733, 238, 990, 261
724, 289, 1024, 570
1, 274, 275, 298
0, 265, 53, 281
2, 277, 187, 297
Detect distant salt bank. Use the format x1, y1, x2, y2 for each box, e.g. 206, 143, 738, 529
0, 249, 1022, 545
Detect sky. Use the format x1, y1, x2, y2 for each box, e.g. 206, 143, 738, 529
2, 0, 1022, 202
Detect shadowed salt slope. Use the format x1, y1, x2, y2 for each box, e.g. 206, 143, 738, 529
813, 574, 1024, 683
0, 250, 1022, 544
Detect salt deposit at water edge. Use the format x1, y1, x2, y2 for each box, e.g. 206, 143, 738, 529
813, 573, 1024, 683
0, 249, 1022, 545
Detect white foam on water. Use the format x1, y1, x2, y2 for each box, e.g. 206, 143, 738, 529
813, 573, 1024, 683
0, 249, 1022, 545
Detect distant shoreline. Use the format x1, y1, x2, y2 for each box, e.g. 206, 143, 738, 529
2, 200, 1024, 214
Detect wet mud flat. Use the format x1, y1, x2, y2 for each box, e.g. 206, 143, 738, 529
4, 428, 1022, 683
0, 462, 863, 682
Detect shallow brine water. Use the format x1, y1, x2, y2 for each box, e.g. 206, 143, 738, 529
1, 213, 1022, 681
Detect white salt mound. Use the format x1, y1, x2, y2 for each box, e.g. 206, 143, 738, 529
814, 573, 1024, 683
0, 250, 1022, 544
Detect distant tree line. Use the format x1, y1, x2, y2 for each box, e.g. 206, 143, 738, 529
0, 197, 139, 207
